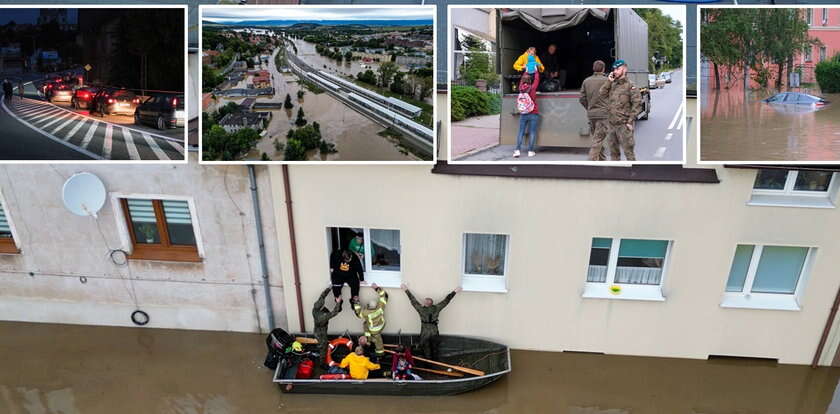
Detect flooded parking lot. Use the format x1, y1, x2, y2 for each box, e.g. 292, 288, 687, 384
3, 321, 840, 414
700, 84, 840, 161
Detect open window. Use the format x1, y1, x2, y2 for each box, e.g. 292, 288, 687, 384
750, 169, 839, 208
584, 237, 671, 301
461, 233, 508, 293
120, 198, 200, 262
722, 244, 815, 311
0, 198, 19, 254
327, 227, 401, 287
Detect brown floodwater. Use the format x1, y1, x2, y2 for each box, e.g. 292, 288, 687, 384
2, 321, 840, 414
700, 84, 840, 161
291, 37, 385, 78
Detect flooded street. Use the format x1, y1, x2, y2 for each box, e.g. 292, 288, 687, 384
291, 37, 384, 79
3, 321, 840, 414
700, 83, 840, 161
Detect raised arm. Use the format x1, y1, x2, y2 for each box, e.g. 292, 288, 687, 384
405, 289, 423, 312
437, 291, 457, 311
328, 299, 342, 318
313, 287, 331, 312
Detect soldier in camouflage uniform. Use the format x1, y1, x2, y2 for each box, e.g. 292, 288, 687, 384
599, 60, 643, 161
579, 60, 610, 161
312, 287, 342, 365
401, 284, 461, 359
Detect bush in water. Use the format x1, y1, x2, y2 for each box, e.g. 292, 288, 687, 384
816, 53, 840, 93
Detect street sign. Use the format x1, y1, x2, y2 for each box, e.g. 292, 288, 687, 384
84, 64, 92, 72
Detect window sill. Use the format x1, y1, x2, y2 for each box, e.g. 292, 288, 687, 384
582, 283, 665, 302
720, 294, 801, 311
748, 194, 835, 209
128, 246, 202, 263
462, 274, 507, 293
360, 272, 402, 289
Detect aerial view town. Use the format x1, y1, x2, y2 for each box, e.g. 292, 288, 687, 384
201, 7, 435, 162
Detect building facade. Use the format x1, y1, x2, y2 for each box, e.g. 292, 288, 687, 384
265, 95, 840, 367
0, 158, 285, 333
800, 7, 840, 82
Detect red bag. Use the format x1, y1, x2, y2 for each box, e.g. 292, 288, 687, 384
319, 374, 350, 380
296, 359, 314, 379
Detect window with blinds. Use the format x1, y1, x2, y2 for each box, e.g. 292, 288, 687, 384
0, 200, 17, 253
121, 198, 199, 262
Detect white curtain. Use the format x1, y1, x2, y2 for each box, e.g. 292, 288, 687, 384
371, 229, 400, 253
614, 267, 662, 285
587, 265, 608, 283
465, 234, 506, 276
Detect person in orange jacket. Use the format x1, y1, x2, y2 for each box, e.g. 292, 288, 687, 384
339, 346, 381, 380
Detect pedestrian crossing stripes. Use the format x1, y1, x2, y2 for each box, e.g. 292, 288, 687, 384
4, 99, 185, 161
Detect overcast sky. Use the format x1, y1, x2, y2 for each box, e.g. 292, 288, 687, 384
202, 7, 433, 23
658, 6, 686, 40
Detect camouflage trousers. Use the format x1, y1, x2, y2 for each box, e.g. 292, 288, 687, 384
587, 119, 609, 161
606, 122, 636, 161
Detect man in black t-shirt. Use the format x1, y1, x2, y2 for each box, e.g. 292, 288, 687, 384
540, 44, 560, 81
330, 249, 364, 304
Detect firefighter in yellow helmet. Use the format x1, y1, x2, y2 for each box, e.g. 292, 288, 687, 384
353, 283, 389, 357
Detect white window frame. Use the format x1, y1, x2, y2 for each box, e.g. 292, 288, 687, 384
0, 189, 22, 253
721, 244, 816, 311
461, 232, 509, 293
325, 226, 402, 288
805, 46, 813, 63
823, 8, 829, 25
807, 8, 814, 26
749, 170, 839, 208
820, 46, 827, 62
582, 238, 672, 302
110, 193, 205, 259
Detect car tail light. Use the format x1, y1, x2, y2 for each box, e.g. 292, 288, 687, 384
171, 98, 178, 107
132, 98, 140, 104
108, 98, 115, 104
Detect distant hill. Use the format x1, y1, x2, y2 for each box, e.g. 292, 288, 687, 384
202, 19, 432, 28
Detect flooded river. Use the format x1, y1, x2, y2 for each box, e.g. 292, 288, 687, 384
700, 83, 840, 161
3, 321, 840, 414
291, 37, 383, 79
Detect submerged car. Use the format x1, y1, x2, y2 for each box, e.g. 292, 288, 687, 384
763, 92, 829, 106
134, 93, 185, 129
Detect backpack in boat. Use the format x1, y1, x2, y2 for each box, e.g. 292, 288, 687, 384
264, 328, 294, 369
516, 91, 535, 114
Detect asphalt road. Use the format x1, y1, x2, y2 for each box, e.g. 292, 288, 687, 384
0, 84, 185, 161
461, 69, 687, 163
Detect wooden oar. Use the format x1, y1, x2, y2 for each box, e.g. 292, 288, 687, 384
383, 349, 485, 376
295, 337, 319, 344
412, 367, 464, 378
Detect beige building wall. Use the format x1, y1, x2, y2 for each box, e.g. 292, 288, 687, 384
270, 97, 840, 366
0, 156, 286, 333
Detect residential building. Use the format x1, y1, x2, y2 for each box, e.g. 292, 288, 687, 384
352, 51, 391, 63
232, 61, 248, 71
251, 71, 271, 89
396, 55, 432, 68
799, 8, 840, 82
239, 97, 256, 111
218, 111, 270, 133
0, 160, 284, 333
265, 93, 840, 367
202, 50, 221, 66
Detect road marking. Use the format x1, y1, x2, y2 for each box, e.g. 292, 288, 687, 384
103, 124, 113, 159
121, 127, 141, 160
64, 117, 88, 141
668, 103, 684, 130
80, 120, 99, 149
51, 114, 80, 135
0, 97, 103, 160
25, 108, 64, 123
665, 133, 673, 141
654, 146, 667, 158
677, 114, 685, 130
141, 132, 172, 160
38, 111, 72, 130
15, 106, 46, 116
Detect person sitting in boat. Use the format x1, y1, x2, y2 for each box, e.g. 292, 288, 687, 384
391, 345, 421, 381
312, 287, 342, 367
353, 284, 388, 358
339, 346, 381, 380
401, 283, 462, 359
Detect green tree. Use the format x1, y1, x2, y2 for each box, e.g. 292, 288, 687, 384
378, 62, 399, 88
295, 107, 307, 127
284, 139, 307, 160
297, 90, 305, 100
261, 152, 270, 161
284, 93, 293, 109
459, 34, 499, 87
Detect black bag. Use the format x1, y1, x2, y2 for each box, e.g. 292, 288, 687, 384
539, 78, 561, 93
263, 328, 294, 370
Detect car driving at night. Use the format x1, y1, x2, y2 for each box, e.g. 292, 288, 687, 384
134, 93, 185, 129
91, 88, 139, 116
70, 86, 99, 110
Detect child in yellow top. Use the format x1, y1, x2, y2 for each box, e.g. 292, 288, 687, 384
339, 346, 381, 380
513, 47, 544, 73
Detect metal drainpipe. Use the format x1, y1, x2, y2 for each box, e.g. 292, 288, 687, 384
812, 286, 840, 368
282, 165, 307, 333
248, 165, 276, 332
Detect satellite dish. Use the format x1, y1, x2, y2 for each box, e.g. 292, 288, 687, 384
62, 172, 106, 218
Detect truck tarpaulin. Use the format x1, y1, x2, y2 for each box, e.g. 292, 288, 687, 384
500, 8, 609, 32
